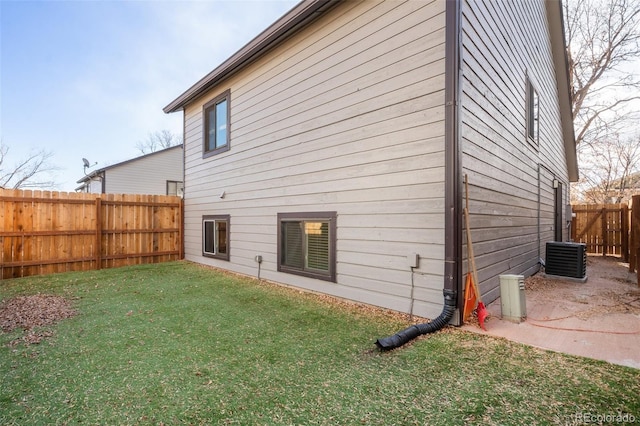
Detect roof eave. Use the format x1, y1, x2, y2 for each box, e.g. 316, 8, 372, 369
76, 145, 183, 184
163, 0, 339, 114
545, 0, 579, 182
76, 170, 102, 184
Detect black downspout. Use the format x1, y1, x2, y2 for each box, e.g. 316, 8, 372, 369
376, 0, 462, 350
100, 171, 106, 194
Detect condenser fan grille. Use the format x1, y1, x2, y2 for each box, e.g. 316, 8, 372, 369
545, 242, 587, 279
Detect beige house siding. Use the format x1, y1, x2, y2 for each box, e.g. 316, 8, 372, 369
459, 0, 571, 302
77, 145, 184, 195
183, 0, 448, 318
103, 146, 184, 195
84, 179, 103, 194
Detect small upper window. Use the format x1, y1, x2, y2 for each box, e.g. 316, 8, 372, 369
203, 215, 230, 260
203, 90, 230, 157
527, 77, 539, 145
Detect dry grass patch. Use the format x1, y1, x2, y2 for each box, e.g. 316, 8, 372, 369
0, 294, 77, 347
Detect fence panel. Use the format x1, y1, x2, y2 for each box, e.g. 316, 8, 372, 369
0, 189, 182, 279
571, 203, 632, 259
631, 196, 639, 285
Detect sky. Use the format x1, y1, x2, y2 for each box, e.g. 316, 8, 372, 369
0, 0, 298, 191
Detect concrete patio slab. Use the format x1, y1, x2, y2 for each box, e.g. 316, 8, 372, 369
462, 256, 640, 369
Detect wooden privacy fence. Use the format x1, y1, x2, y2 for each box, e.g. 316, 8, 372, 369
1, 189, 183, 279
572, 198, 639, 285
571, 203, 631, 260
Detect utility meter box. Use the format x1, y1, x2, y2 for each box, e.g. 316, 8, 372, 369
499, 274, 526, 323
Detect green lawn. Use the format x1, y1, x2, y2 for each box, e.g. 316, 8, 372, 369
1, 262, 638, 425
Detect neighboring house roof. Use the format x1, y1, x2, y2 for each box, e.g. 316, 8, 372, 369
75, 144, 183, 186
590, 171, 640, 203
607, 171, 640, 190
626, 171, 640, 188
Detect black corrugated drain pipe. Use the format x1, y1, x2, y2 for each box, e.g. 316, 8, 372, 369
375, 289, 457, 350
375, 0, 461, 351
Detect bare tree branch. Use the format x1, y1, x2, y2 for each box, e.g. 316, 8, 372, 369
576, 133, 640, 203
136, 130, 183, 155
565, 0, 640, 146
566, 0, 640, 202
574, 96, 640, 145
0, 141, 58, 189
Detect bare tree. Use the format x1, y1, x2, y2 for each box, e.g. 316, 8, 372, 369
575, 133, 640, 204
565, 0, 640, 202
0, 141, 58, 189
136, 130, 183, 155
565, 0, 640, 147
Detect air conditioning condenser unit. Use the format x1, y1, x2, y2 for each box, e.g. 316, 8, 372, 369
545, 242, 587, 280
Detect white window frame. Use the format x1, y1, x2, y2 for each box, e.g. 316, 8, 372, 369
202, 215, 230, 260
166, 180, 184, 197
526, 76, 540, 146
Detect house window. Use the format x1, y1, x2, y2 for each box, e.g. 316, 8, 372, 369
202, 215, 230, 260
166, 180, 184, 197
527, 77, 539, 145
203, 90, 230, 157
277, 212, 336, 282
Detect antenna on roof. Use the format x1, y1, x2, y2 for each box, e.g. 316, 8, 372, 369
82, 157, 97, 175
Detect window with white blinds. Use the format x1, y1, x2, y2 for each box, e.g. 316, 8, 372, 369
305, 221, 329, 271
278, 212, 336, 282
282, 221, 304, 269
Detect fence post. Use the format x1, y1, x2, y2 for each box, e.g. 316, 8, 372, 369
179, 198, 185, 260
601, 207, 608, 256
95, 197, 102, 270
631, 196, 639, 285
622, 204, 629, 262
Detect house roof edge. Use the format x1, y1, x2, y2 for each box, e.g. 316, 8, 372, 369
163, 0, 339, 114
76, 144, 183, 184
545, 0, 579, 182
